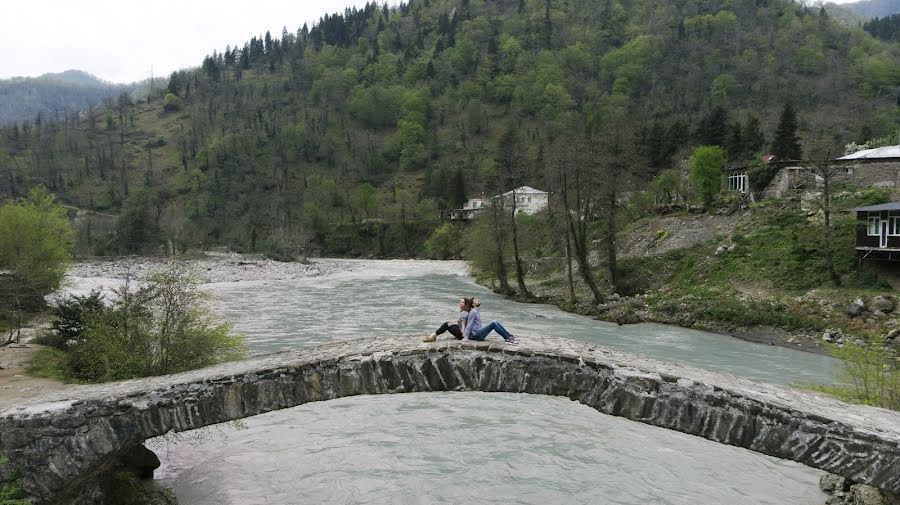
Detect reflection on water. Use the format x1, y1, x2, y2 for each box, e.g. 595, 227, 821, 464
148, 393, 825, 505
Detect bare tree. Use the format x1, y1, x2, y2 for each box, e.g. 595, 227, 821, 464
547, 139, 577, 305
591, 117, 644, 294
807, 136, 844, 286
552, 131, 604, 306
487, 201, 513, 295
498, 126, 532, 299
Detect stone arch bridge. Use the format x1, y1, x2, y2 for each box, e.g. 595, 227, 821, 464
2, 336, 900, 503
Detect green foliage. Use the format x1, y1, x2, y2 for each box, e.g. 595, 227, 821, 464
46, 291, 106, 350
463, 213, 507, 284
163, 93, 183, 112
710, 73, 738, 103
60, 268, 246, 383
1, 0, 898, 258
688, 146, 725, 205
747, 163, 780, 192
24, 347, 68, 382
0, 457, 27, 505
114, 190, 159, 254
771, 101, 802, 160
0, 187, 74, 309
423, 223, 461, 259
816, 339, 899, 411
651, 169, 683, 205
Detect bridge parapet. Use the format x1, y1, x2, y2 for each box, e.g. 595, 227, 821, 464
1, 335, 899, 503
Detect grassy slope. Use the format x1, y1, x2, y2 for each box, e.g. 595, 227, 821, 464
518, 188, 898, 344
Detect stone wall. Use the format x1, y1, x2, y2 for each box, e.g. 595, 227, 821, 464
759, 160, 900, 198
1, 336, 899, 504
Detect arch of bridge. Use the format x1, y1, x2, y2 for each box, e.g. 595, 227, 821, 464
2, 335, 899, 503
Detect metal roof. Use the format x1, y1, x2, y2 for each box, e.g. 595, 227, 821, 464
851, 202, 900, 212
497, 186, 548, 197
837, 145, 900, 160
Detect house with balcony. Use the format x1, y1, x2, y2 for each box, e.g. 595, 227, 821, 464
853, 201, 900, 261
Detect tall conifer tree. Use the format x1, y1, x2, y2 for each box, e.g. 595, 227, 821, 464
772, 101, 802, 160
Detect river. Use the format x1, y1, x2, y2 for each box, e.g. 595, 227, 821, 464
70, 258, 836, 503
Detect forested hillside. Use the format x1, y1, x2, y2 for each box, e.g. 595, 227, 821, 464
0, 70, 131, 126
0, 0, 898, 258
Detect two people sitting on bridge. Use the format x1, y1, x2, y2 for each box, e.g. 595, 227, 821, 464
422, 297, 519, 345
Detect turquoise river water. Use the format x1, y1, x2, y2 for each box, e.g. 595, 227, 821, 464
76, 259, 837, 504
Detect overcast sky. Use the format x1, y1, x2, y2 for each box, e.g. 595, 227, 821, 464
1, 0, 859, 84
0, 0, 378, 83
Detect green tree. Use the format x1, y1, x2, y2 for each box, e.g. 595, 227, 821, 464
689, 146, 725, 206
115, 190, 159, 254
0, 187, 73, 307
353, 183, 380, 220
424, 223, 461, 259
163, 93, 183, 112
772, 101, 802, 160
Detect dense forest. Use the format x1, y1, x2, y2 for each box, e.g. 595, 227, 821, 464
0, 70, 132, 126
864, 13, 900, 40
0, 0, 898, 259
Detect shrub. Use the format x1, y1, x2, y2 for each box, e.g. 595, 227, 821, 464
689, 146, 725, 206
63, 267, 246, 383
163, 93, 183, 112
816, 339, 899, 411
0, 187, 73, 307
424, 223, 461, 259
45, 291, 106, 350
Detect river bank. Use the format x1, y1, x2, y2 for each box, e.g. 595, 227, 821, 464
9, 256, 856, 504
65, 254, 835, 356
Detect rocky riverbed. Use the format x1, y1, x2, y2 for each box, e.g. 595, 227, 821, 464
65, 253, 351, 284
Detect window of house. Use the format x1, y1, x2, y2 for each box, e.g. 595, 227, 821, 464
727, 173, 747, 193
890, 216, 900, 236
868, 216, 882, 236
844, 167, 854, 175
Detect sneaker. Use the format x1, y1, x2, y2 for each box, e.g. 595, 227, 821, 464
506, 335, 519, 345
423, 334, 437, 343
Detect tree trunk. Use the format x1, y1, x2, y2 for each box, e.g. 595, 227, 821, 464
510, 190, 532, 299
564, 225, 576, 305
491, 205, 512, 294
606, 186, 620, 293
560, 176, 603, 306
823, 177, 840, 286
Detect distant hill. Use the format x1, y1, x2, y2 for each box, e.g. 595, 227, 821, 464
1, 0, 898, 257
0, 70, 132, 125
843, 0, 900, 17
825, 2, 869, 25
39, 70, 112, 87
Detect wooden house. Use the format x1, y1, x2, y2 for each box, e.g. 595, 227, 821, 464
853, 202, 900, 261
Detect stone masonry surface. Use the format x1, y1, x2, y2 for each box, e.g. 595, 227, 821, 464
1, 335, 899, 503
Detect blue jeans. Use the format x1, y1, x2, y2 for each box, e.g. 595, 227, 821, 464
470, 321, 511, 341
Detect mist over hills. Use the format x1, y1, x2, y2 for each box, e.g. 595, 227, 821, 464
843, 0, 900, 17
1, 0, 899, 257
0, 70, 131, 125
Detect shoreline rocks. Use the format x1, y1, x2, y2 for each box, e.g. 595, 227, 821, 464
821, 473, 900, 505
66, 253, 343, 284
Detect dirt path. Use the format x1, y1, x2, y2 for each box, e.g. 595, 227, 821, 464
0, 343, 71, 407
0, 321, 72, 408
